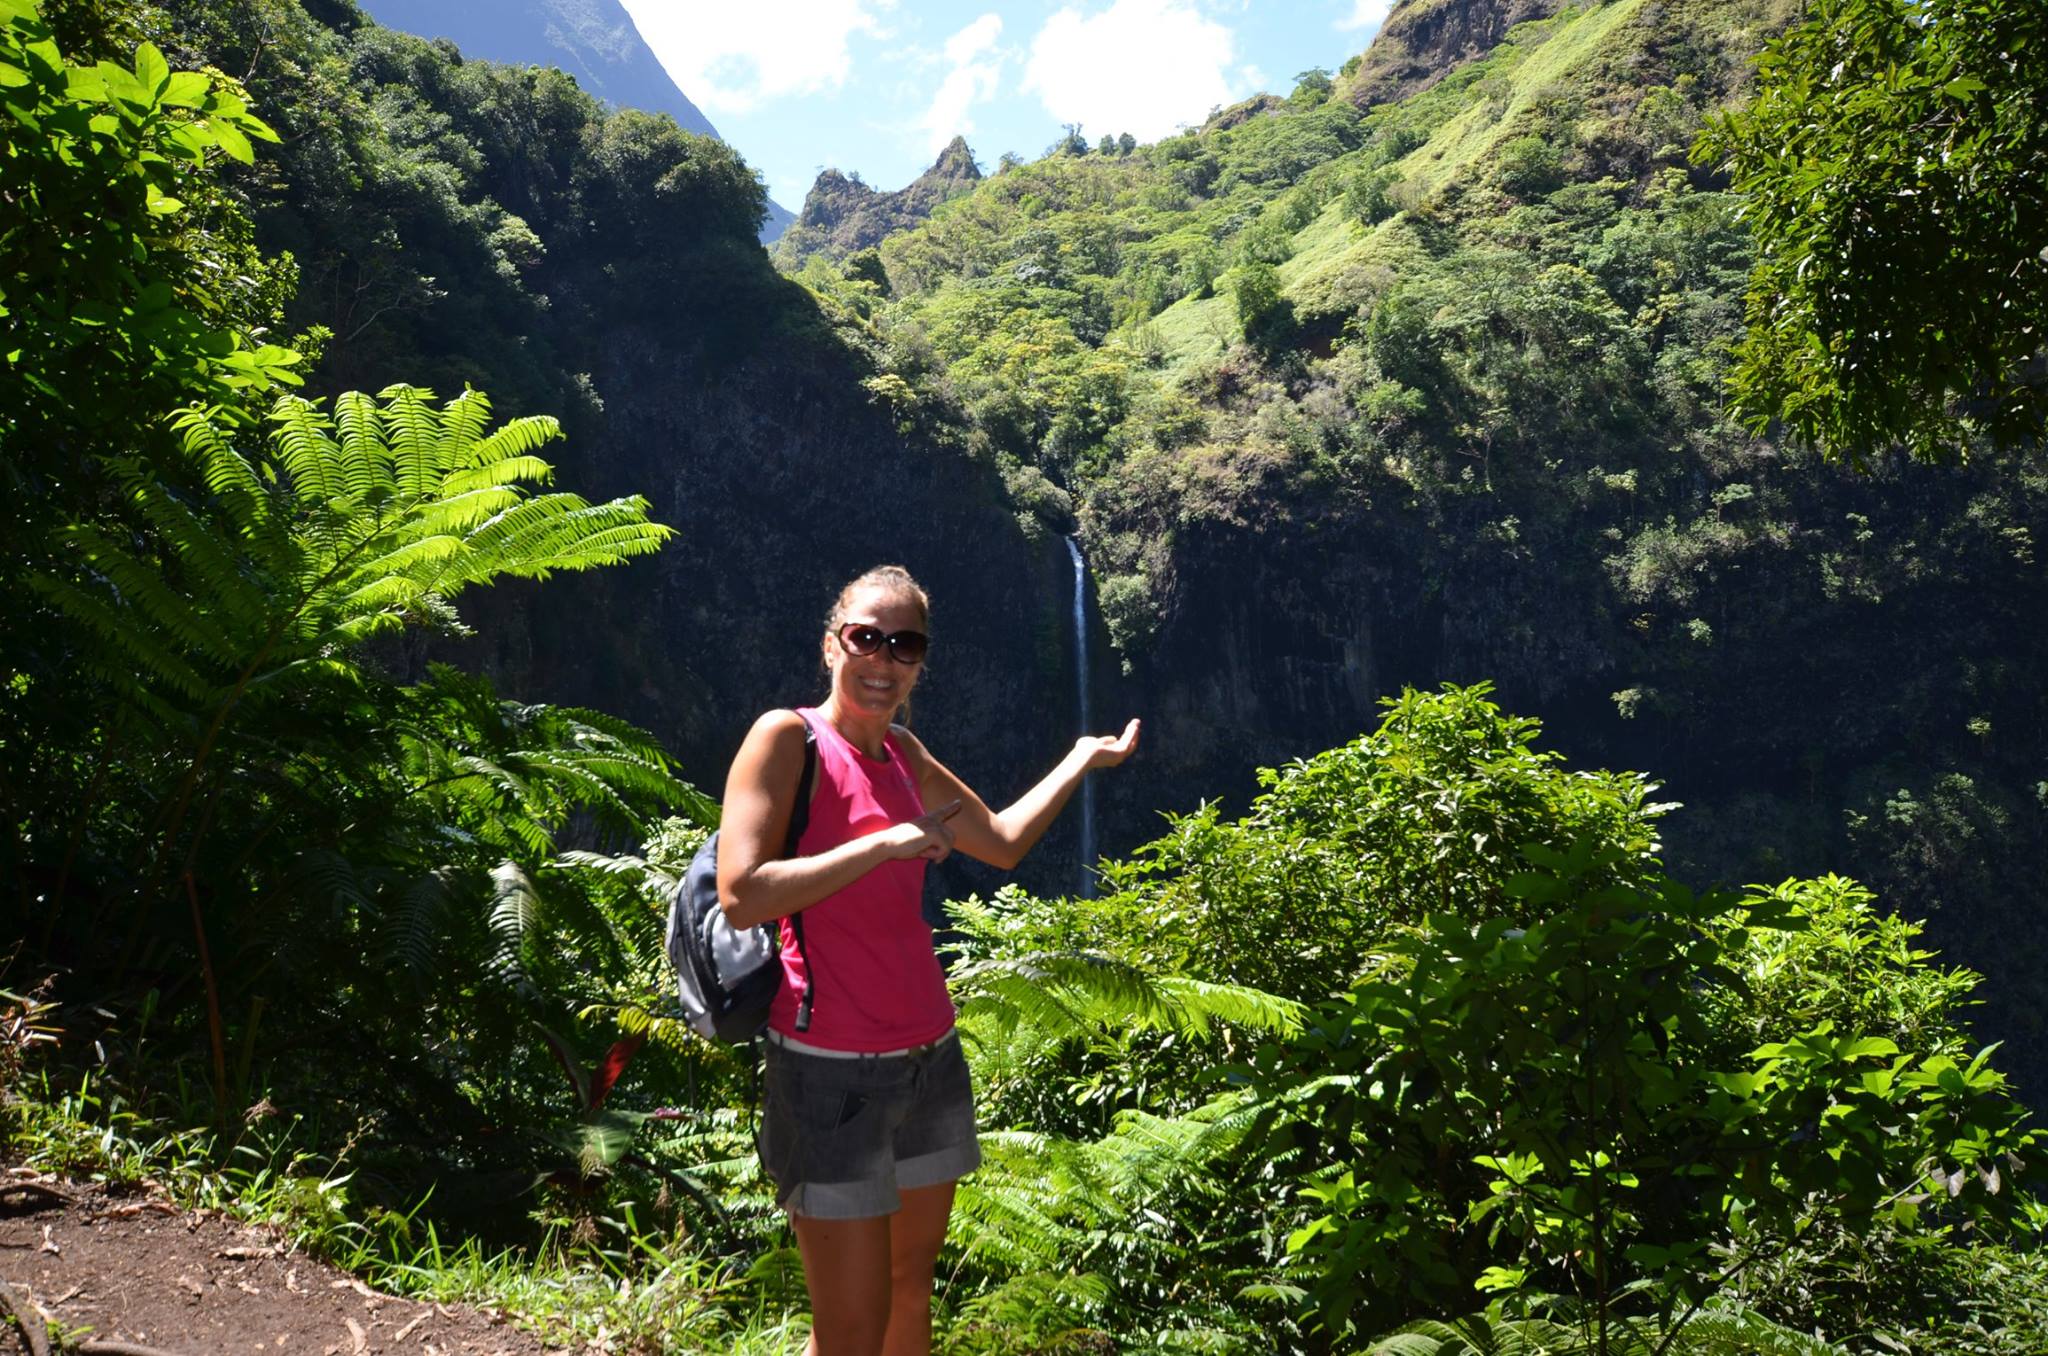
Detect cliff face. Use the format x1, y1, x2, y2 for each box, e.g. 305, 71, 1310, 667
773, 137, 984, 268
1341, 0, 1572, 107
451, 323, 1088, 898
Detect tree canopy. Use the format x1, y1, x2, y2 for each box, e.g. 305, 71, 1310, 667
1701, 0, 2048, 462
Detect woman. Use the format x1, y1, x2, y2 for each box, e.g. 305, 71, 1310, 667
716, 564, 1139, 1356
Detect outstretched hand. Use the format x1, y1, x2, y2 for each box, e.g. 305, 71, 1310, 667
1076, 717, 1141, 771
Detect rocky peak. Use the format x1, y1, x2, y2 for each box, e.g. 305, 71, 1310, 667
774, 139, 985, 268
925, 135, 982, 185
794, 169, 879, 233
1341, 0, 1572, 109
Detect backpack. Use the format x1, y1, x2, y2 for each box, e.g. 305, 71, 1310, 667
666, 712, 820, 1043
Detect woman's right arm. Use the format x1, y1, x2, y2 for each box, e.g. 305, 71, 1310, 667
715, 710, 961, 929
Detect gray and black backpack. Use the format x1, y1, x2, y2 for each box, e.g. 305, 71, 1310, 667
665, 712, 819, 1042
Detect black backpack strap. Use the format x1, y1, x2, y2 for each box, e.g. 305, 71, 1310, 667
785, 711, 821, 1032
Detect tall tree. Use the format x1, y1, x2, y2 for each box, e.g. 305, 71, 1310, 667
1701, 0, 2048, 463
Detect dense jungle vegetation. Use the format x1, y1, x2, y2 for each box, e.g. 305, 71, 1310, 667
3, 0, 2046, 1351
788, 0, 2048, 1099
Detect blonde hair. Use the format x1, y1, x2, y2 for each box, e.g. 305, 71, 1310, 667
824, 564, 930, 634
822, 565, 931, 722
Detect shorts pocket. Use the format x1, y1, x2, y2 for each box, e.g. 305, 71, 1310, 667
786, 1060, 885, 1136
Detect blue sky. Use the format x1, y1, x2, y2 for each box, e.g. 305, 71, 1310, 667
614, 0, 1396, 209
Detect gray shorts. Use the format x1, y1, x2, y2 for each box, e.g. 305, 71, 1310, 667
758, 1029, 981, 1219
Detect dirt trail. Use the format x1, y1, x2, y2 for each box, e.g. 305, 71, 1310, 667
0, 1172, 564, 1355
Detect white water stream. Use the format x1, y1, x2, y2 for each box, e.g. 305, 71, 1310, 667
1065, 536, 1097, 898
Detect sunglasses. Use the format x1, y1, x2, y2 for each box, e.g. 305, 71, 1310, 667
837, 622, 929, 665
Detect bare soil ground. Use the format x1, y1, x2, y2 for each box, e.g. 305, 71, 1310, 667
0, 1171, 564, 1355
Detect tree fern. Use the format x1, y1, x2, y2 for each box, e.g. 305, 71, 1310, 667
1365, 1303, 1847, 1356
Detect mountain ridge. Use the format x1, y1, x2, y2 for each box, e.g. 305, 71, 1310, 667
352, 0, 796, 241
772, 135, 985, 269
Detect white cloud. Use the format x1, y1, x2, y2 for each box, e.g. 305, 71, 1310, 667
944, 12, 1002, 65
1336, 0, 1395, 33
616, 0, 884, 114
917, 13, 1004, 152
1023, 0, 1242, 142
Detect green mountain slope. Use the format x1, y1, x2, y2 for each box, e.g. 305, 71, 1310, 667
797, 0, 2048, 1089
106, 0, 2048, 1089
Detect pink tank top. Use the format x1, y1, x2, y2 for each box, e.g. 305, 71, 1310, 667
766, 708, 956, 1051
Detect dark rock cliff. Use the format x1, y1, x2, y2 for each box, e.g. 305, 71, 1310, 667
448, 317, 1088, 899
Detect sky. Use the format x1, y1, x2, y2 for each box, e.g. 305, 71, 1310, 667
614, 0, 1397, 210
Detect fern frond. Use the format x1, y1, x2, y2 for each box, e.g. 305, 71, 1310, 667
1368, 1315, 1581, 1356
1670, 1309, 1842, 1355
458, 412, 562, 473
171, 405, 272, 541
486, 860, 540, 989
440, 454, 554, 497
129, 479, 279, 622
329, 573, 430, 616
379, 384, 443, 498
383, 867, 458, 979
527, 702, 679, 757
538, 870, 633, 978
31, 574, 212, 702
413, 485, 520, 535
466, 496, 672, 578
520, 765, 639, 837
449, 754, 535, 802
285, 849, 373, 911
586, 1002, 699, 1054
345, 531, 465, 584
58, 523, 240, 668
269, 395, 350, 507
552, 849, 651, 876
527, 519, 675, 570
955, 960, 1097, 1042
333, 388, 393, 504
955, 951, 1299, 1045
439, 386, 493, 469
300, 609, 410, 653
70, 657, 191, 730
1153, 975, 1306, 1037
953, 1176, 1079, 1266
537, 750, 691, 808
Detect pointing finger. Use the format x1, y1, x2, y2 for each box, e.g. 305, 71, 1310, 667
933, 798, 963, 821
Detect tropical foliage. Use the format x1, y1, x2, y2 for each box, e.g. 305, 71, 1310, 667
6, 1, 2048, 1353
1701, 0, 2048, 461
781, 0, 2048, 1118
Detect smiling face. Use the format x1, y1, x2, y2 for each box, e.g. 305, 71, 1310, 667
823, 583, 927, 721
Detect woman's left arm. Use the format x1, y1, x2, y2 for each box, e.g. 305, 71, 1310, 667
896, 719, 1140, 871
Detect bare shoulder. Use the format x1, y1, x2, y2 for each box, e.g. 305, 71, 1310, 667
754, 707, 810, 738
742, 708, 811, 761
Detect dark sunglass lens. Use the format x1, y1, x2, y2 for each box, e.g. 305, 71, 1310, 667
841, 624, 884, 655
887, 631, 929, 664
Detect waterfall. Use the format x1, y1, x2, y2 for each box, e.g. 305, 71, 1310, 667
1065, 536, 1097, 898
